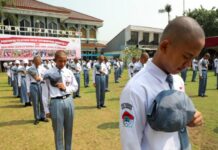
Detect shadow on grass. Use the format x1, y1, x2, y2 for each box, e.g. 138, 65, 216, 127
108, 97, 119, 101
8, 100, 20, 103
207, 88, 218, 91
0, 104, 24, 109
213, 127, 218, 134
0, 84, 10, 87
0, 89, 12, 91
0, 119, 33, 127
97, 122, 119, 129
75, 106, 97, 110
0, 96, 18, 99
83, 90, 95, 94
189, 95, 200, 98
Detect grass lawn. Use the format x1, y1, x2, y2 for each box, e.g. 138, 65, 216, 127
0, 70, 217, 150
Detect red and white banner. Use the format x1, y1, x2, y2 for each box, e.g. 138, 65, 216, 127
0, 35, 81, 61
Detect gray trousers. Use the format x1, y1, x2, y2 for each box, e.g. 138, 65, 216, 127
49, 96, 74, 150
73, 73, 80, 96
105, 74, 109, 90
114, 68, 119, 82
198, 70, 207, 96
30, 83, 45, 120
13, 75, 19, 96
83, 70, 89, 87
191, 70, 197, 82
95, 75, 106, 106
181, 69, 188, 82
20, 77, 29, 103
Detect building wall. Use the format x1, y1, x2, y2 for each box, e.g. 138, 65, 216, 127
105, 25, 163, 54
105, 29, 126, 52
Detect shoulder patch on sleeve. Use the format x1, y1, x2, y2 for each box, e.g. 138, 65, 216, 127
122, 111, 134, 128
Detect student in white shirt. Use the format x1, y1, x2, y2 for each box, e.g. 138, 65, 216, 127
71, 57, 82, 98
82, 59, 91, 87
128, 57, 137, 78
45, 50, 78, 150
18, 59, 31, 107
93, 55, 108, 109
215, 56, 218, 89
120, 16, 204, 150
198, 53, 210, 97
26, 55, 48, 125
191, 58, 198, 82
132, 52, 149, 76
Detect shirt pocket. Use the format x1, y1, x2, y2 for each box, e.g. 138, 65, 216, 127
65, 75, 72, 87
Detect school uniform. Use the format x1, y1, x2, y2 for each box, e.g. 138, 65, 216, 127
128, 62, 135, 78
120, 60, 185, 150
215, 60, 218, 89
213, 58, 218, 76
105, 61, 111, 91
11, 65, 21, 97
70, 62, 81, 98
82, 61, 91, 87
44, 66, 78, 150
114, 61, 120, 83
6, 66, 11, 85
132, 61, 144, 76
26, 65, 46, 123
93, 62, 107, 108
18, 65, 30, 105
191, 59, 198, 82
198, 58, 209, 97
181, 67, 188, 82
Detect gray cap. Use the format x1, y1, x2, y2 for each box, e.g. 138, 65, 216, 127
44, 73, 62, 87
27, 67, 38, 77
147, 90, 196, 132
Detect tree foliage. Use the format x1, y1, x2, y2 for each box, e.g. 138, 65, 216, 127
159, 4, 172, 23
187, 6, 218, 37
122, 47, 141, 67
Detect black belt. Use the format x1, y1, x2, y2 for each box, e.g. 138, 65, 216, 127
21, 76, 26, 78
96, 74, 104, 76
51, 94, 71, 100
31, 82, 38, 85
202, 70, 207, 71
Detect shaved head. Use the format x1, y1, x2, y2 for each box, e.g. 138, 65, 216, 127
55, 50, 67, 60
160, 16, 205, 46
153, 16, 205, 74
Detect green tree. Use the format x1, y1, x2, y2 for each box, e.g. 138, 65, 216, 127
122, 46, 142, 67
187, 6, 218, 37
159, 4, 172, 23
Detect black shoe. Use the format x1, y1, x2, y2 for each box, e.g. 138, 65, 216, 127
34, 120, 39, 125
105, 90, 110, 92
97, 106, 101, 109
28, 102, 32, 106
39, 118, 49, 122
24, 103, 28, 107
101, 105, 106, 108
76, 95, 81, 98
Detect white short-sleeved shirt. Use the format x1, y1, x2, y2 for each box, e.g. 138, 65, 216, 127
120, 60, 185, 150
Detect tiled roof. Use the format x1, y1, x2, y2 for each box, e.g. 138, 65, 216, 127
5, 0, 103, 22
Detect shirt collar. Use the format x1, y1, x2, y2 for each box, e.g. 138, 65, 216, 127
146, 60, 168, 83
54, 66, 66, 72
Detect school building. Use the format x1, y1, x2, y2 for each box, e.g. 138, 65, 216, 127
0, 0, 105, 65
104, 25, 163, 58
